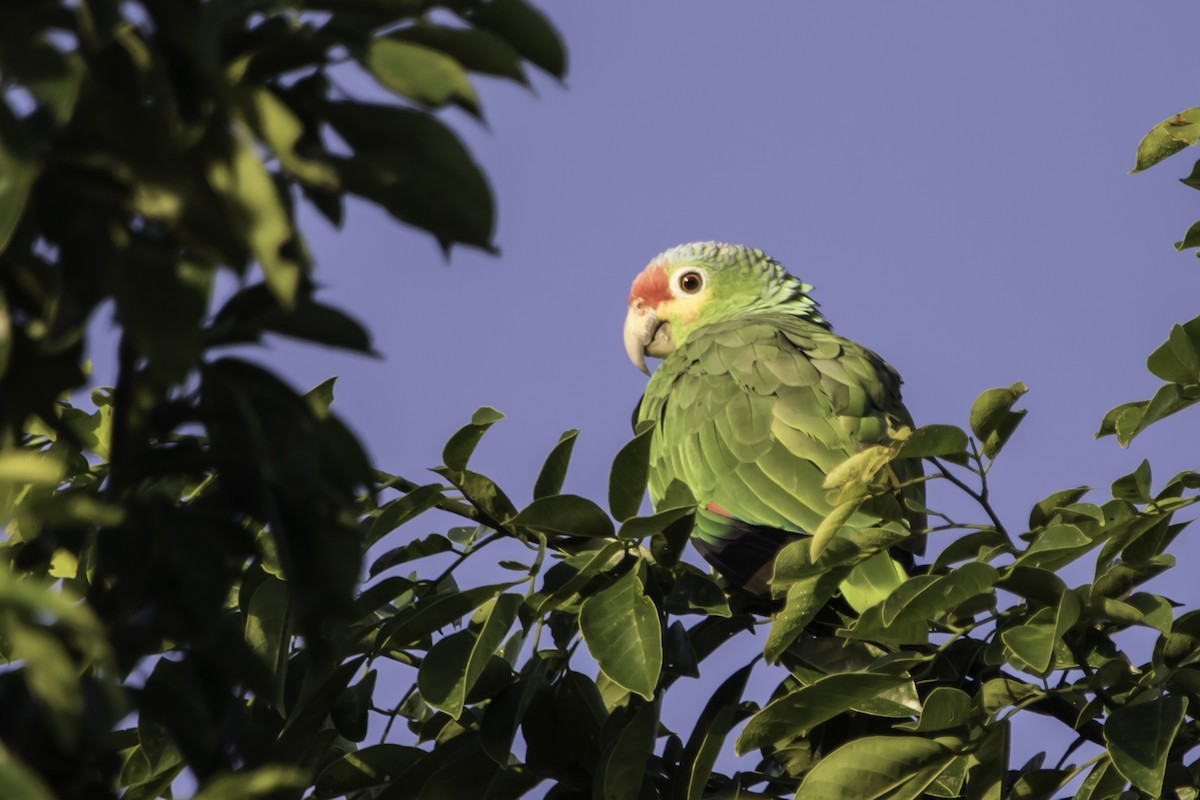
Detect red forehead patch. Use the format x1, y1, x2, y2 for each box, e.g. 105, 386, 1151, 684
628, 261, 671, 307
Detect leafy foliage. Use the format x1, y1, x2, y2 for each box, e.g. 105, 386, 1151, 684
4, 5, 1200, 799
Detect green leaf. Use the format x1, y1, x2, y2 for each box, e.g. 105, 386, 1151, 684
796, 735, 959, 800
0, 450, 64, 486
1131, 107, 1200, 172
1073, 758, 1129, 800
909, 687, 973, 732
443, 407, 505, 471
377, 581, 516, 652
536, 540, 625, 613
1028, 486, 1091, 530
305, 377, 337, 418
1093, 592, 1174, 635
580, 570, 662, 700
1105, 695, 1188, 795
514, 494, 615, 538
847, 561, 994, 646
391, 24, 528, 83
206, 283, 373, 353
737, 673, 907, 754
207, 123, 303, 307
244, 575, 289, 707
114, 254, 208, 383
533, 429, 578, 499
465, 0, 568, 79
673, 662, 754, 800
314, 744, 424, 797
8, 621, 83, 744
968, 383, 1028, 459
811, 496, 863, 560
1112, 459, 1153, 503
979, 677, 1041, 714
663, 573, 731, 618
822, 445, 894, 499
192, 766, 308, 800
840, 550, 908, 613
240, 87, 338, 188
763, 570, 845, 662
366, 483, 445, 546
617, 504, 695, 541
326, 102, 494, 249
1000, 590, 1081, 674
593, 700, 657, 800
0, 754, 56, 800
1146, 317, 1200, 383
0, 106, 36, 256
609, 421, 655, 521
361, 38, 479, 113
1013, 523, 1094, 571
1098, 384, 1200, 445
418, 593, 521, 718
895, 424, 968, 459
368, 534, 455, 577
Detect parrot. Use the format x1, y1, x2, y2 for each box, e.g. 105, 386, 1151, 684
623, 241, 923, 599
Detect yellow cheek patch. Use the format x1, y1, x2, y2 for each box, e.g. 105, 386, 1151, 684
659, 288, 712, 325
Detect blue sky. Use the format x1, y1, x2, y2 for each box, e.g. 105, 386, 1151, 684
92, 2, 1200, 785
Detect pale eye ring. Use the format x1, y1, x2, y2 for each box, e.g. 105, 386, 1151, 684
676, 270, 705, 294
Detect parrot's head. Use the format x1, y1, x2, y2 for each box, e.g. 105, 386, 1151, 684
624, 241, 826, 373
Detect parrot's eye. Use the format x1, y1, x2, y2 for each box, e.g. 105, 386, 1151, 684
677, 271, 705, 294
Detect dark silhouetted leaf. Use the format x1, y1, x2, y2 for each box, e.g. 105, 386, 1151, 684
609, 421, 654, 521
1105, 696, 1187, 796
673, 662, 754, 800
533, 429, 578, 500
514, 494, 614, 538
443, 407, 505, 471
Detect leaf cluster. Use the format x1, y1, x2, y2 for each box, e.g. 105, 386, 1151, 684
0, 1, 564, 797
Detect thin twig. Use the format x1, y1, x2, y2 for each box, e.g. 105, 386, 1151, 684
930, 457, 1009, 537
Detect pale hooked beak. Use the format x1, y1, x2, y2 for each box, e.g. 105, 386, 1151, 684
624, 299, 674, 375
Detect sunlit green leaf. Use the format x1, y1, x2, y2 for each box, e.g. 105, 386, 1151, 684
419, 593, 522, 718
1132, 107, 1200, 172
895, 424, 968, 459
580, 570, 662, 700
969, 383, 1028, 459
737, 673, 907, 753
207, 124, 303, 307
192, 765, 308, 800
796, 735, 959, 800
362, 38, 479, 112
0, 451, 64, 486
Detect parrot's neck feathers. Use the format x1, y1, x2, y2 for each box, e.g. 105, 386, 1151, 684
759, 271, 827, 326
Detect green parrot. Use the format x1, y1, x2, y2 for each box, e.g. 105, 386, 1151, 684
623, 241, 923, 598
